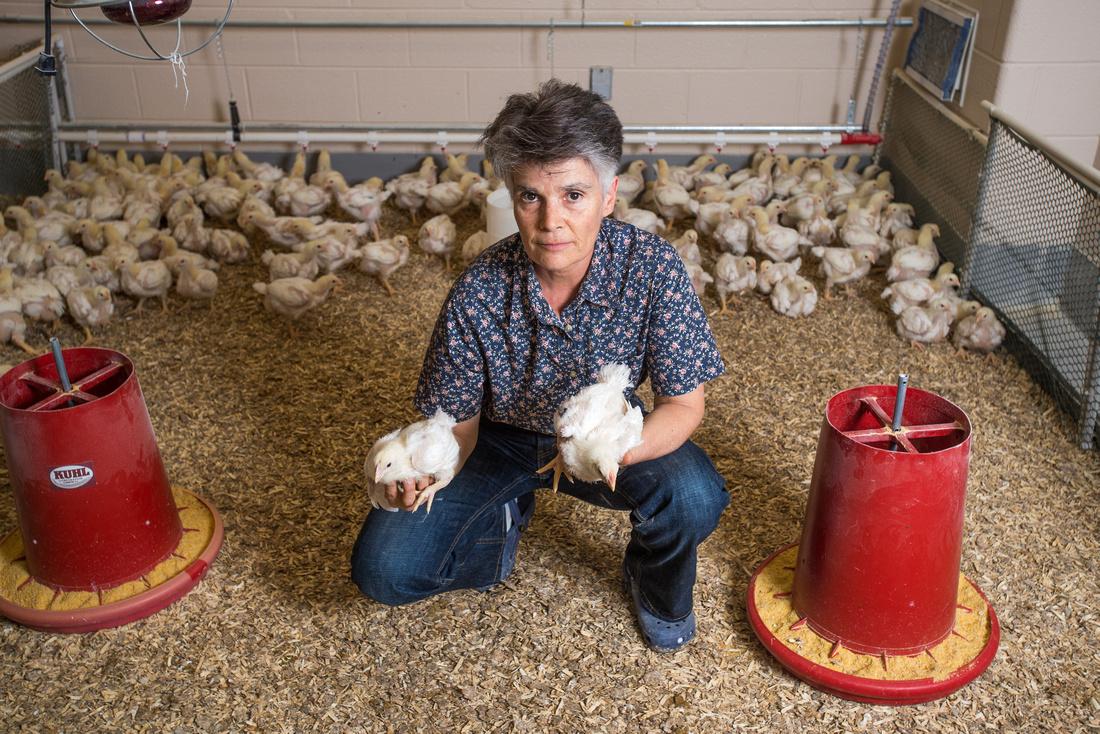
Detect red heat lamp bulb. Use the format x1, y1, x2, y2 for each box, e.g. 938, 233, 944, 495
100, 0, 192, 26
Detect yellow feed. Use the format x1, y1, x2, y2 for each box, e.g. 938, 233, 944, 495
0, 488, 215, 611
753, 545, 991, 681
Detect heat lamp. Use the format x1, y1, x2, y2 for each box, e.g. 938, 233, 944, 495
36, 0, 234, 74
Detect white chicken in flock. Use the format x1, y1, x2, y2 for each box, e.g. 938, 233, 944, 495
364, 409, 461, 513
953, 307, 1005, 355
755, 257, 801, 295
0, 311, 35, 354
770, 275, 818, 318
713, 254, 756, 313
358, 235, 410, 295
418, 214, 458, 269
538, 363, 644, 494
65, 285, 114, 343
613, 198, 664, 235
811, 246, 877, 298
896, 297, 954, 347
253, 274, 341, 335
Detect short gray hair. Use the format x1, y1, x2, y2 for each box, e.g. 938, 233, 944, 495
479, 78, 623, 193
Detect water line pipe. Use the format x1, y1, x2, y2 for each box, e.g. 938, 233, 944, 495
1, 15, 914, 30
57, 129, 880, 148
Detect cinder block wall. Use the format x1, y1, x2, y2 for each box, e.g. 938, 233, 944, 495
952, 0, 1100, 172
0, 0, 915, 156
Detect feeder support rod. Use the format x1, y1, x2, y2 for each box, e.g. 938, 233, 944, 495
890, 373, 909, 452
48, 337, 76, 407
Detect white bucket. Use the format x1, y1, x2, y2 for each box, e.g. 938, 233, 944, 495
486, 187, 519, 245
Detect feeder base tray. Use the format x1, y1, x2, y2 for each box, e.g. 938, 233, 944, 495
747, 544, 1000, 705
0, 488, 223, 633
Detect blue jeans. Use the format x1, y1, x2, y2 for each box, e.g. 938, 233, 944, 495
350, 417, 728, 620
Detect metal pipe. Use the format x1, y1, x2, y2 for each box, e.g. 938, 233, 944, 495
59, 121, 855, 134
981, 101, 1100, 192
55, 37, 76, 123
57, 129, 880, 147
58, 120, 849, 133
1, 14, 914, 30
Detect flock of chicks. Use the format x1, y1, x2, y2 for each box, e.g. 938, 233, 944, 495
0, 144, 1003, 360
614, 151, 1005, 353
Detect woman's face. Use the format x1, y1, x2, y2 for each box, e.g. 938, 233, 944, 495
511, 157, 618, 283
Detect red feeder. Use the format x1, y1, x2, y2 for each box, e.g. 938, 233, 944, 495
747, 384, 999, 705
0, 347, 222, 633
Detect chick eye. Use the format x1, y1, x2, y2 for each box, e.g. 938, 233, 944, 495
385, 462, 392, 468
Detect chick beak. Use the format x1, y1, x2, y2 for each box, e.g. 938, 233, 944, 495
605, 470, 618, 493
374, 466, 384, 483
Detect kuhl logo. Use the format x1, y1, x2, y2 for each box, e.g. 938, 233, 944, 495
49, 464, 95, 490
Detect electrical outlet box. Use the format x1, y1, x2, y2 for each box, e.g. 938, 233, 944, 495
590, 67, 612, 100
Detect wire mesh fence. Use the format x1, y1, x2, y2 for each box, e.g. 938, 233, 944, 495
877, 70, 986, 269
962, 119, 1100, 449
0, 48, 55, 206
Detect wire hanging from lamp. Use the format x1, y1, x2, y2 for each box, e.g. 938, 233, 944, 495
45, 0, 234, 63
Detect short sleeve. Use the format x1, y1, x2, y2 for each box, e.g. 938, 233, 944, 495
413, 288, 486, 422
644, 245, 726, 396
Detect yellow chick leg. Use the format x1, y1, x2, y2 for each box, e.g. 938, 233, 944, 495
380, 276, 395, 297
81, 325, 94, 345
535, 453, 565, 493
13, 336, 37, 355
411, 475, 452, 514
135, 298, 145, 314
160, 294, 169, 312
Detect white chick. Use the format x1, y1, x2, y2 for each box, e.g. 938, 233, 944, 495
770, 275, 818, 318
384, 156, 438, 223
613, 198, 665, 235
207, 229, 251, 264
652, 160, 693, 228
262, 242, 322, 281
14, 276, 65, 326
304, 235, 359, 274
887, 225, 942, 282
0, 311, 36, 355
711, 198, 754, 255
880, 270, 960, 315
418, 214, 457, 269
45, 265, 86, 298
174, 259, 219, 303
252, 274, 341, 332
65, 285, 114, 344
896, 297, 955, 348
684, 261, 713, 298
364, 409, 461, 514
460, 230, 491, 264
616, 160, 647, 205
671, 229, 702, 267
538, 363, 644, 494
749, 207, 806, 263
811, 246, 877, 298
121, 260, 172, 312
359, 235, 410, 296
713, 254, 757, 313
953, 306, 1005, 355
755, 257, 801, 296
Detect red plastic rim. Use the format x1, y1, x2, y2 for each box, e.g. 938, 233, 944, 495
0, 489, 223, 634
746, 543, 1000, 705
